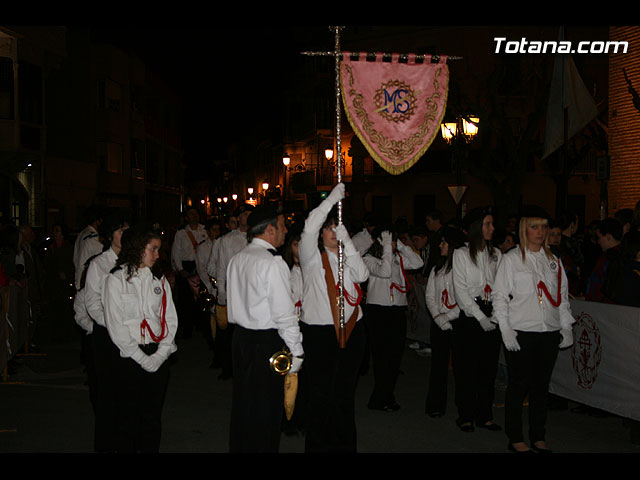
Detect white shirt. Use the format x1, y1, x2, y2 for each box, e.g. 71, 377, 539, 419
364, 240, 424, 307
73, 225, 103, 289
226, 237, 303, 357
298, 201, 369, 326
73, 288, 93, 335
352, 228, 373, 255
452, 244, 502, 321
83, 247, 118, 328
215, 229, 248, 305
425, 265, 460, 321
103, 266, 178, 365
170, 223, 207, 272
196, 236, 220, 295
492, 247, 574, 332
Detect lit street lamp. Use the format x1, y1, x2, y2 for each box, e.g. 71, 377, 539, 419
441, 115, 479, 219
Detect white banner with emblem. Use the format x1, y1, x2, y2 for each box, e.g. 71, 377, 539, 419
550, 299, 640, 421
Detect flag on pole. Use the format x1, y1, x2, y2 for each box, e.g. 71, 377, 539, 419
542, 28, 598, 160
340, 52, 449, 175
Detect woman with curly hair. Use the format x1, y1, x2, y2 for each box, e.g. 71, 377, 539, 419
103, 224, 178, 453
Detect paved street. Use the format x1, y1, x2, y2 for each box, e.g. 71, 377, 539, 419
1, 328, 638, 454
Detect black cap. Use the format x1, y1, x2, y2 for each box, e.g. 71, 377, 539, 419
520, 205, 551, 221
247, 205, 282, 230
233, 204, 254, 217
462, 206, 493, 231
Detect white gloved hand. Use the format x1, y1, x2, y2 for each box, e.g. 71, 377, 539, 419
380, 230, 392, 247
139, 352, 164, 373
334, 224, 350, 243
326, 182, 346, 205
559, 328, 573, 349
478, 316, 497, 332
433, 314, 453, 331
288, 356, 304, 375
499, 324, 520, 352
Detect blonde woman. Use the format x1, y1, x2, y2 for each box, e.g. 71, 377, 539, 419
492, 207, 574, 453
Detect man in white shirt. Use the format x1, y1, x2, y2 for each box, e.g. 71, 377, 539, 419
81, 211, 129, 452
213, 204, 253, 379
73, 205, 105, 290
227, 205, 303, 453
171, 207, 208, 339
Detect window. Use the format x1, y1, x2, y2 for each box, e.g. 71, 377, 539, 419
97, 141, 123, 173
97, 78, 122, 112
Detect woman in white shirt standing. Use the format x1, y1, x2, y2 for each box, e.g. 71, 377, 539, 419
424, 225, 467, 418
103, 224, 178, 453
298, 182, 369, 453
492, 207, 574, 453
363, 228, 424, 412
451, 207, 503, 433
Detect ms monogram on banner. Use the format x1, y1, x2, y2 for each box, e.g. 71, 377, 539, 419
374, 80, 417, 123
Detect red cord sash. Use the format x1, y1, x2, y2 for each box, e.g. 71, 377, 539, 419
441, 289, 457, 309
140, 277, 168, 343
536, 262, 562, 307
389, 255, 412, 301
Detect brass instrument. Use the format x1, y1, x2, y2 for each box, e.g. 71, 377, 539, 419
197, 275, 217, 312
269, 347, 292, 375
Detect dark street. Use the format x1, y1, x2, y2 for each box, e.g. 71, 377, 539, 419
0, 328, 637, 454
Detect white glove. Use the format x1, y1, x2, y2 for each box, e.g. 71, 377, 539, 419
326, 182, 346, 205
288, 356, 304, 375
334, 224, 350, 243
334, 224, 357, 256
478, 316, 497, 332
433, 314, 453, 331
499, 324, 520, 352
380, 231, 392, 248
559, 328, 573, 349
139, 352, 164, 373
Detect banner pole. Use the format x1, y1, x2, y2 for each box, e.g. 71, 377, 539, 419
331, 25, 346, 336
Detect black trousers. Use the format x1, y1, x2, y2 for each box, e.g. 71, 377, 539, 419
451, 312, 501, 425
301, 319, 365, 453
112, 343, 170, 453
425, 317, 454, 415
229, 326, 284, 453
91, 324, 120, 452
367, 304, 407, 408
504, 330, 561, 444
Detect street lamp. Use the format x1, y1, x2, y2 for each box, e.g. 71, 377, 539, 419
441, 115, 480, 219
262, 180, 269, 191
232, 193, 238, 201
247, 187, 254, 196
282, 154, 291, 202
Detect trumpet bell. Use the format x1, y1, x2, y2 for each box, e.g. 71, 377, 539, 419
269, 349, 292, 375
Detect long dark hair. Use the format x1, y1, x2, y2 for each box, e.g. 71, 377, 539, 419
434, 226, 467, 275
467, 213, 496, 265
113, 226, 162, 280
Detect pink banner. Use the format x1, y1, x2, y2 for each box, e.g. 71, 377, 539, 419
341, 53, 449, 175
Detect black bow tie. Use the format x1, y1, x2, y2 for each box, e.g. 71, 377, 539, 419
268, 249, 281, 256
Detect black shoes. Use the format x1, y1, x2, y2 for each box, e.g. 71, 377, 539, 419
508, 443, 534, 454
456, 418, 474, 432
368, 402, 400, 412
477, 421, 502, 431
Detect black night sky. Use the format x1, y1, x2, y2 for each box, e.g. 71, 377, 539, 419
88, 25, 335, 177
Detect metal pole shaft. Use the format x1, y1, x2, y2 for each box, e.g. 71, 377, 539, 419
332, 25, 345, 330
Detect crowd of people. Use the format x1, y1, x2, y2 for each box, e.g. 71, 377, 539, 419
2, 186, 640, 453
